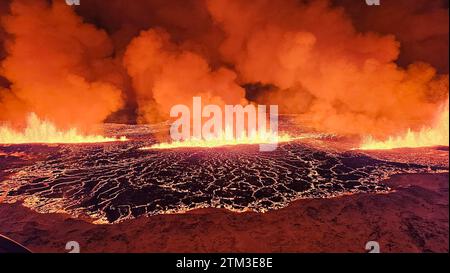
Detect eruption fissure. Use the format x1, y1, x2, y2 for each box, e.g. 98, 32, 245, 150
0, 113, 127, 144
0, 0, 448, 149
359, 99, 449, 150
146, 129, 296, 150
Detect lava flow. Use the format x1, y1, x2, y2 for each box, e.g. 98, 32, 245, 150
0, 113, 127, 144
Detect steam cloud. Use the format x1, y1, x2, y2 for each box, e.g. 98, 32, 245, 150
0, 0, 448, 140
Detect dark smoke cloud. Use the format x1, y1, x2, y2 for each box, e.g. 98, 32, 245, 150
75, 0, 225, 66
337, 0, 449, 73
0, 0, 10, 88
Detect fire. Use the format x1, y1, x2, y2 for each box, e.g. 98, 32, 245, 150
0, 113, 127, 144
146, 129, 295, 149
359, 100, 449, 150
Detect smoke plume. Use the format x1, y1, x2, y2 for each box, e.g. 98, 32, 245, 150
0, 0, 448, 140
123, 28, 246, 123
0, 0, 123, 131
206, 0, 449, 138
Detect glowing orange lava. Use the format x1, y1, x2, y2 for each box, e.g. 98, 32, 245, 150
145, 129, 296, 149
0, 113, 127, 144
359, 100, 449, 150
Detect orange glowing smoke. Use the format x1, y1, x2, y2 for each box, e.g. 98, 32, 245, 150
123, 29, 247, 124
0, 113, 127, 144
0, 0, 448, 140
359, 100, 449, 150
146, 128, 295, 149
0, 0, 123, 130
206, 0, 449, 139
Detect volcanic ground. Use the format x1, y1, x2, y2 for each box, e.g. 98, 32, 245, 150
0, 123, 448, 224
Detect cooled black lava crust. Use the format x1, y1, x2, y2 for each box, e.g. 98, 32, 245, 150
1, 141, 442, 223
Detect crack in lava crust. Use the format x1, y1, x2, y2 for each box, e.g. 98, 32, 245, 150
0, 141, 446, 223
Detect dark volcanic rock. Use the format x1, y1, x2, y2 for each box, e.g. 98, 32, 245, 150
1, 140, 445, 223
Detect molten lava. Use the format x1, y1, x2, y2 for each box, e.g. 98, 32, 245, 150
359, 100, 449, 150
146, 129, 295, 149
0, 113, 127, 144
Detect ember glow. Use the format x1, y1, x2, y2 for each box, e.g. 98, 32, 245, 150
0, 113, 127, 144
147, 129, 295, 149
359, 100, 449, 150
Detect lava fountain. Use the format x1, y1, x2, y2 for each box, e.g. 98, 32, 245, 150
359, 100, 449, 150
0, 113, 127, 144
146, 128, 296, 149
144, 97, 297, 150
